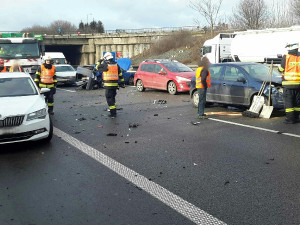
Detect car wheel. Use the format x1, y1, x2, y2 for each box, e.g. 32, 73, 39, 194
192, 90, 199, 108
136, 80, 145, 92
41, 117, 53, 143
128, 76, 134, 85
168, 81, 177, 95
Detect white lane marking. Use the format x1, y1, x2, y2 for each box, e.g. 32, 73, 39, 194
54, 127, 226, 225
56, 88, 76, 93
209, 118, 300, 138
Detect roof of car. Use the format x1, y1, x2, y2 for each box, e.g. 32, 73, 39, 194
142, 59, 179, 63
54, 64, 73, 67
213, 62, 261, 66
0, 72, 31, 78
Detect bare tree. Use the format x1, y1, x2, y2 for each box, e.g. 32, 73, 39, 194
189, 0, 223, 35
290, 0, 300, 23
230, 0, 269, 30
267, 0, 294, 28
48, 20, 77, 35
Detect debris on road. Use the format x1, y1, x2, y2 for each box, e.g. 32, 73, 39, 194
107, 133, 117, 136
76, 117, 87, 121
129, 123, 139, 128
191, 121, 201, 125
154, 114, 158, 116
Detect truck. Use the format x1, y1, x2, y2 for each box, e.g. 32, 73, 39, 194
201, 26, 300, 65
43, 52, 66, 64
0, 32, 44, 75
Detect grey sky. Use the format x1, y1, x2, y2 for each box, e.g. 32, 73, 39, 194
0, 0, 277, 31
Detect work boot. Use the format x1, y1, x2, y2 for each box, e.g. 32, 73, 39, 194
283, 119, 295, 124
198, 114, 208, 119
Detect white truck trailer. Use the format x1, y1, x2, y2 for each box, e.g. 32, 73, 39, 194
0, 33, 44, 75
201, 26, 300, 64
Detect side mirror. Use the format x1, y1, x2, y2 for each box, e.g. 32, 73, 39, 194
40, 88, 50, 94
158, 71, 167, 75
237, 77, 246, 83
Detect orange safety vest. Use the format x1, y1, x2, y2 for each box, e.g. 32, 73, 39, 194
284, 54, 300, 82
102, 64, 119, 81
0, 66, 7, 72
41, 64, 55, 83
196, 67, 211, 88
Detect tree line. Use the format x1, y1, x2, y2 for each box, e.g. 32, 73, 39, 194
189, 0, 300, 35
21, 20, 104, 35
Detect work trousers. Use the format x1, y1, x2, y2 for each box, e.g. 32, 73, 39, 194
44, 87, 56, 112
105, 88, 117, 116
283, 87, 300, 122
198, 88, 207, 116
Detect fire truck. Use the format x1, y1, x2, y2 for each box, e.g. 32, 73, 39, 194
0, 33, 44, 75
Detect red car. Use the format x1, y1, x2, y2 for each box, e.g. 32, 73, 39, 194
134, 59, 195, 95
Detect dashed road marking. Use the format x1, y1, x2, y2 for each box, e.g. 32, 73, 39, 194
56, 88, 76, 93
209, 118, 300, 138
54, 127, 226, 225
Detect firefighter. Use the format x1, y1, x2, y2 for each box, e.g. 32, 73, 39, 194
196, 57, 211, 119
278, 43, 300, 124
0, 58, 8, 72
96, 52, 125, 118
34, 56, 57, 115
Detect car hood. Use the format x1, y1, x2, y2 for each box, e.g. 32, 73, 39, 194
56, 71, 76, 77
254, 74, 282, 85
0, 95, 46, 118
176, 71, 196, 78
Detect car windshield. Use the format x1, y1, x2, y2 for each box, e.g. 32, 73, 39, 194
0, 42, 40, 59
0, 77, 38, 97
161, 61, 193, 72
55, 66, 75, 72
240, 64, 282, 81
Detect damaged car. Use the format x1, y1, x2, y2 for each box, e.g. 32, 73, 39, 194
190, 62, 284, 108
0, 72, 53, 144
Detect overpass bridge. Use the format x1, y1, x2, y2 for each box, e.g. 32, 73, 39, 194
43, 32, 169, 65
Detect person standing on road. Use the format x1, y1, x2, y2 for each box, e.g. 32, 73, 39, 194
96, 52, 125, 118
9, 61, 23, 72
196, 57, 211, 119
0, 58, 8, 72
278, 43, 300, 124
34, 56, 57, 115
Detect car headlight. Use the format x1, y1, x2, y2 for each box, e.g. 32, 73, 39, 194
176, 76, 191, 82
27, 108, 47, 121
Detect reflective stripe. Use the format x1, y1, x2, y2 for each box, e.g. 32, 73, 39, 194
286, 108, 295, 113
48, 103, 54, 106
109, 105, 116, 109
39, 83, 55, 88
282, 81, 300, 85
104, 83, 118, 87
295, 108, 300, 111
278, 66, 285, 72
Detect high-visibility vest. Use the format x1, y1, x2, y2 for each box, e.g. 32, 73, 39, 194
103, 64, 119, 81
283, 54, 300, 86
0, 66, 7, 72
196, 67, 211, 88
41, 64, 55, 84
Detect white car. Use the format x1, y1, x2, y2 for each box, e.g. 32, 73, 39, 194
55, 64, 76, 85
0, 72, 53, 144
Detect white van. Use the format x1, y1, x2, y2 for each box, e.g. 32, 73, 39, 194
43, 52, 66, 64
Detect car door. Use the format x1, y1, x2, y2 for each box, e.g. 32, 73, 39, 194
139, 64, 155, 88
219, 65, 248, 105
207, 65, 224, 102
152, 64, 168, 90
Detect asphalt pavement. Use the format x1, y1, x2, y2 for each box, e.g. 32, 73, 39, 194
0, 85, 299, 225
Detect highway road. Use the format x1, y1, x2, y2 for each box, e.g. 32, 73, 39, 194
1, 85, 299, 225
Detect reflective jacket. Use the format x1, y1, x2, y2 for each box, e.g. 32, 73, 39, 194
35, 64, 57, 88
278, 53, 300, 88
196, 67, 211, 89
41, 64, 55, 84
98, 60, 124, 89
0, 66, 7, 72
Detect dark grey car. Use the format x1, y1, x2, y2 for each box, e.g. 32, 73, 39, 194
190, 62, 284, 109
